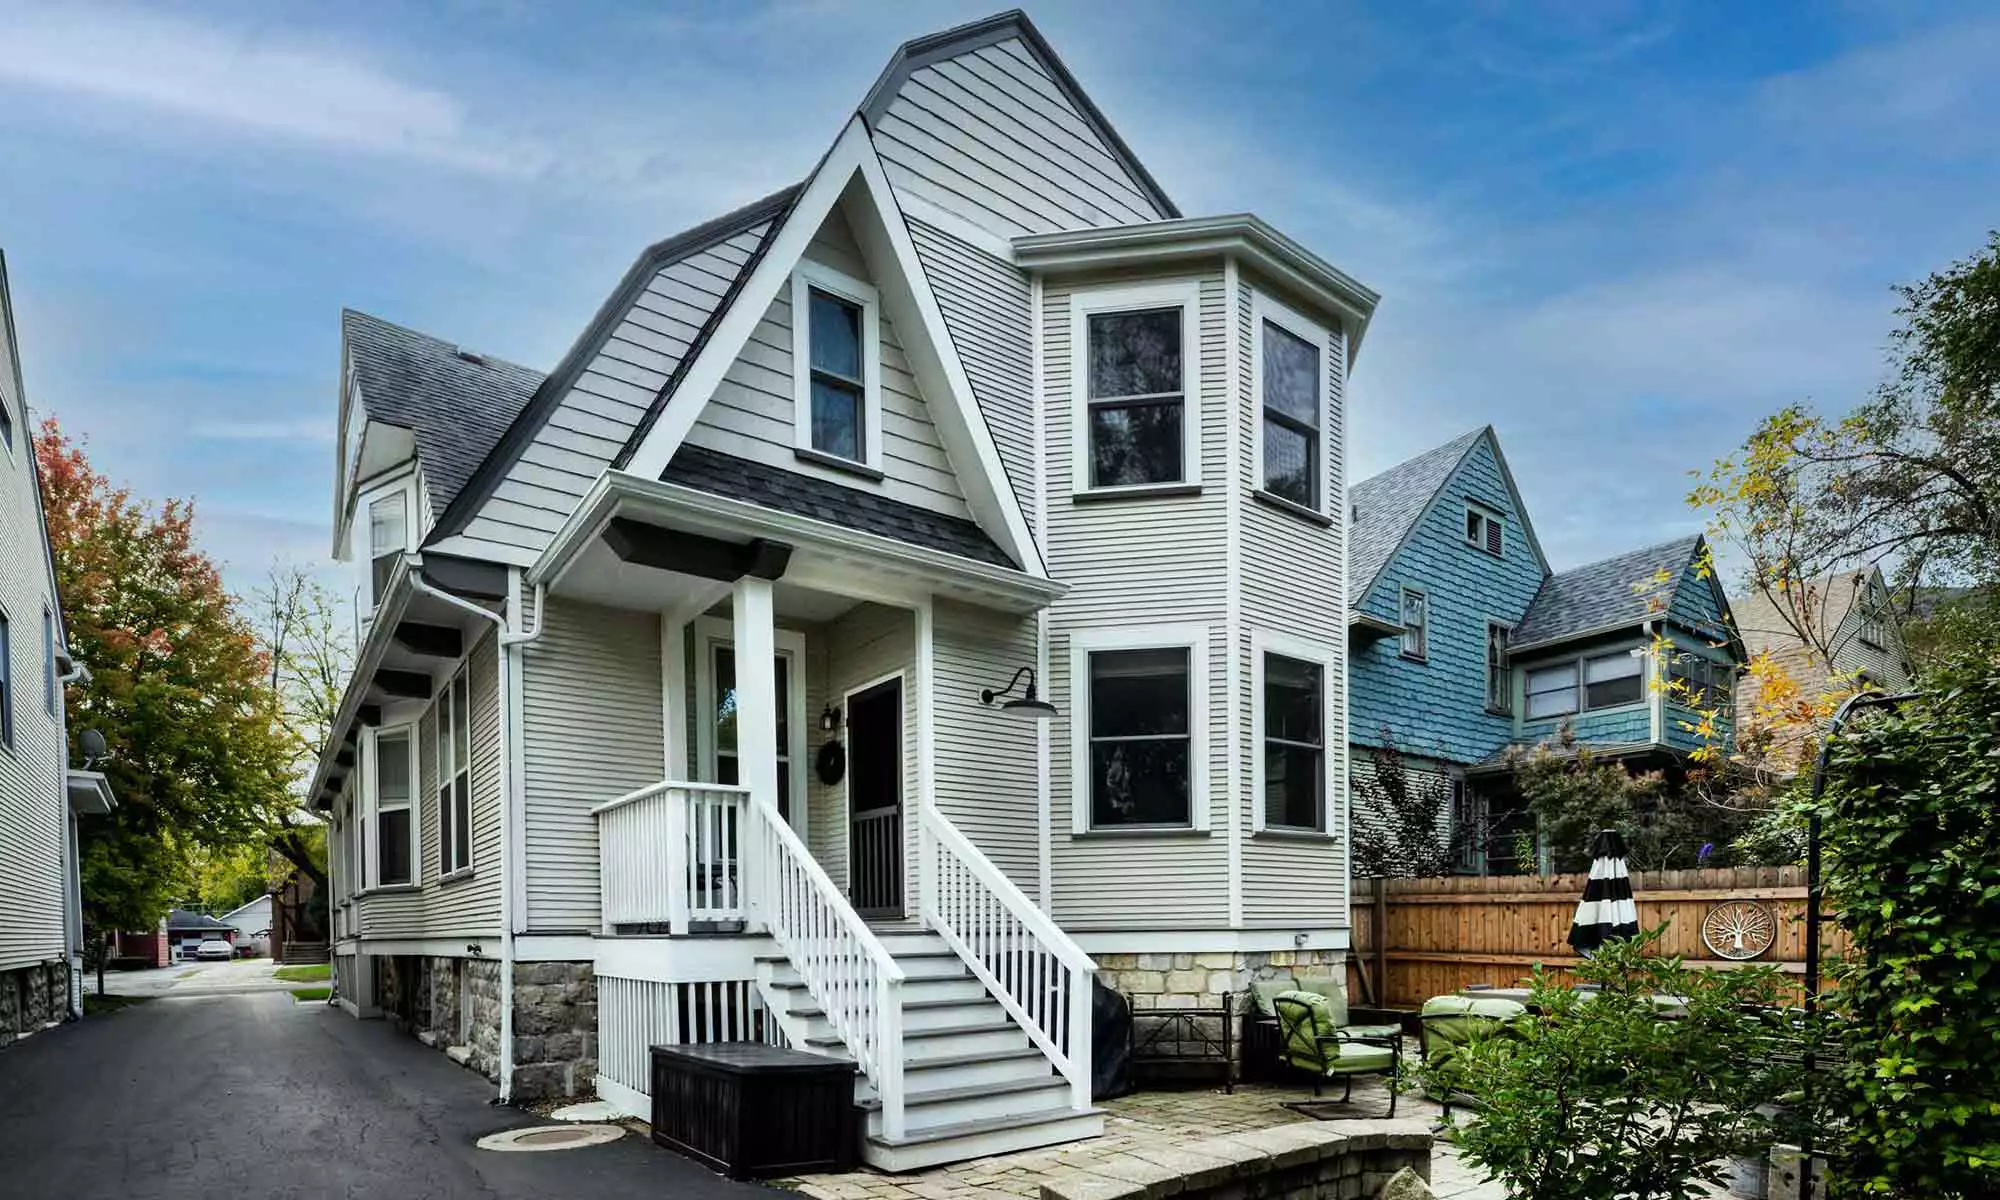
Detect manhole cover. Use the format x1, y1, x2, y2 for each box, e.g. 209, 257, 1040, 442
475, 1124, 624, 1152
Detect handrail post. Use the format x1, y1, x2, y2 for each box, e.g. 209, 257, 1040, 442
877, 972, 905, 1140
665, 786, 691, 937
1068, 962, 1094, 1110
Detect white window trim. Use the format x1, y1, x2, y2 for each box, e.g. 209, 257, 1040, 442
1464, 502, 1503, 556
1250, 630, 1337, 835
355, 471, 418, 625
1398, 586, 1429, 662
790, 259, 883, 470
361, 722, 419, 891
1068, 623, 1211, 834
434, 666, 474, 878
1249, 291, 1332, 514
1069, 280, 1203, 497
693, 616, 810, 835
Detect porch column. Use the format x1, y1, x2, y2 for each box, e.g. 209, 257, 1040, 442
732, 577, 779, 927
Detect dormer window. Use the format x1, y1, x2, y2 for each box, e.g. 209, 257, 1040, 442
1465, 504, 1503, 557
791, 260, 881, 472
1253, 294, 1330, 513
1071, 281, 1200, 494
367, 491, 407, 608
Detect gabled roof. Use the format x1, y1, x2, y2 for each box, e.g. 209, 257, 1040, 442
859, 9, 1177, 221
1511, 534, 1705, 649
166, 909, 236, 932
1348, 427, 1486, 601
341, 310, 545, 512
427, 184, 800, 545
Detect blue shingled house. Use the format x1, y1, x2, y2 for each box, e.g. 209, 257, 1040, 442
1346, 428, 1743, 872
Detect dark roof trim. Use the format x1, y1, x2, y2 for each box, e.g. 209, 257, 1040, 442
610, 187, 801, 470
0, 250, 71, 652
429, 184, 801, 544
858, 9, 1179, 221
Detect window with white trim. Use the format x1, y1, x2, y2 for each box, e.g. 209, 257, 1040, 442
435, 668, 472, 876
1072, 282, 1200, 493
1485, 622, 1512, 713
365, 725, 416, 888
1399, 588, 1429, 661
43, 608, 56, 717
365, 490, 408, 610
791, 260, 881, 469
0, 608, 12, 750
1071, 625, 1209, 831
1465, 504, 1503, 557
1253, 295, 1328, 511
1259, 652, 1325, 831
0, 384, 12, 451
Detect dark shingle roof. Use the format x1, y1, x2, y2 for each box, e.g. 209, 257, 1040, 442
341, 310, 546, 512
662, 446, 1017, 569
1511, 534, 1704, 648
1348, 427, 1486, 601
166, 909, 236, 932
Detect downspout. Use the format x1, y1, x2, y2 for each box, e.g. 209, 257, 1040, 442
407, 560, 546, 1104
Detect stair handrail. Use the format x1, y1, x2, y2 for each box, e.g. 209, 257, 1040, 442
920, 808, 1097, 1113
747, 794, 908, 1137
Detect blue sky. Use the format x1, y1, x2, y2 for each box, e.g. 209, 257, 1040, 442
1, 1, 1995, 601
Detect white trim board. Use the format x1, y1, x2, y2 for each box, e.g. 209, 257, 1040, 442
790, 258, 883, 470
692, 616, 811, 838
1066, 279, 1203, 497
1069, 928, 1353, 954
346, 937, 501, 958
593, 934, 774, 982
1249, 629, 1341, 835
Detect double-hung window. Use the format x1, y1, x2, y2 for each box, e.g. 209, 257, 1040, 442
1465, 504, 1503, 556
1073, 283, 1199, 493
367, 726, 415, 888
1399, 588, 1429, 661
1072, 626, 1208, 831
1257, 647, 1327, 832
43, 608, 56, 716
1583, 652, 1644, 708
1485, 622, 1512, 713
0, 387, 12, 450
1253, 296, 1329, 511
366, 490, 408, 611
0, 609, 12, 750
1525, 662, 1578, 719
791, 261, 880, 470
435, 669, 472, 876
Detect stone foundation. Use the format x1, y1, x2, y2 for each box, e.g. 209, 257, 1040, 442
1041, 1119, 1431, 1200
0, 960, 70, 1045
510, 960, 595, 1101
463, 958, 502, 1080
1096, 948, 1348, 1012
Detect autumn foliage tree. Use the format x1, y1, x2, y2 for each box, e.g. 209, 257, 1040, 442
36, 418, 295, 937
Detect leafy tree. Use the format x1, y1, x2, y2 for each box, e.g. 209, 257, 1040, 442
1415, 931, 1797, 1200
35, 419, 295, 944
1351, 734, 1477, 877
249, 561, 352, 890
1506, 727, 1747, 873
1818, 643, 2000, 1196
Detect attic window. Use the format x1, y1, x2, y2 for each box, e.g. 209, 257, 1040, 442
1465, 504, 1503, 557
791, 260, 881, 471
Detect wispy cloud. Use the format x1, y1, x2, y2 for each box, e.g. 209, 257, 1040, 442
0, 5, 538, 174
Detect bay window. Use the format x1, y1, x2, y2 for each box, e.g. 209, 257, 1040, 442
1525, 662, 1578, 719
1258, 649, 1327, 832
1583, 652, 1644, 708
1072, 625, 1209, 831
1073, 283, 1200, 493
1254, 295, 1328, 511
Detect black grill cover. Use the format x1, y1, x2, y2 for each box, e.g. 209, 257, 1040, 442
1091, 979, 1133, 1100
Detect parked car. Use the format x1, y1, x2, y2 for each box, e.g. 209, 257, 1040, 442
195, 938, 235, 961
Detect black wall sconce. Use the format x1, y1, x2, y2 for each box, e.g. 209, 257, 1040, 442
819, 704, 842, 732
981, 666, 1057, 720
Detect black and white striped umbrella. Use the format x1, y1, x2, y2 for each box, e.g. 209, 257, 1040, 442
1568, 829, 1640, 955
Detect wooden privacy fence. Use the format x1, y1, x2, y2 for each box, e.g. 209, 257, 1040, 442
1346, 867, 1847, 1009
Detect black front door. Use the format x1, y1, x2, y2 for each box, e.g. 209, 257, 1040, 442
846, 678, 903, 917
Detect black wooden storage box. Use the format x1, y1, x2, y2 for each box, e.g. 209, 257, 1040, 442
649, 1042, 858, 1179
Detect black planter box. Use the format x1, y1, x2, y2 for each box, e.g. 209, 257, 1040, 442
649, 1042, 859, 1179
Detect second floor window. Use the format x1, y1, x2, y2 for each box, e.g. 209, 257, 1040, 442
1486, 623, 1511, 713
806, 288, 865, 461
1086, 646, 1192, 827
1526, 662, 1577, 718
371, 727, 414, 888
1584, 652, 1644, 708
1259, 317, 1321, 508
435, 668, 472, 875
1087, 307, 1186, 488
1465, 505, 1503, 556
367, 492, 407, 609
1399, 588, 1429, 661
0, 609, 12, 750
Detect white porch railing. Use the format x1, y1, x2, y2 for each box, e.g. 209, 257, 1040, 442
594, 781, 750, 932
748, 795, 909, 1137
921, 810, 1097, 1113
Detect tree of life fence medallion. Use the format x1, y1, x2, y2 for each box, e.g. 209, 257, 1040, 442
1701, 900, 1776, 960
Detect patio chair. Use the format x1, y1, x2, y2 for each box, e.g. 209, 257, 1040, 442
1241, 977, 1402, 1082
1417, 994, 1529, 1119
1270, 990, 1401, 1117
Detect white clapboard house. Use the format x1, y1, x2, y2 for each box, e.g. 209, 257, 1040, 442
313, 10, 1375, 1169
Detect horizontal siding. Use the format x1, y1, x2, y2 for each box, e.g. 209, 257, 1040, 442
522, 599, 664, 932
873, 38, 1164, 239
932, 600, 1038, 892
908, 218, 1036, 532
0, 294, 67, 972
1044, 268, 1230, 930
806, 604, 915, 906
680, 206, 970, 518
459, 225, 769, 557
1238, 276, 1349, 927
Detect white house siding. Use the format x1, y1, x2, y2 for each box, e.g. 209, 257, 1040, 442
457, 224, 771, 559
872, 38, 1165, 237
907, 218, 1037, 532
0, 313, 66, 976
1043, 268, 1231, 931
1236, 274, 1349, 928
521, 599, 663, 932
679, 206, 970, 519
805, 603, 916, 909
932, 599, 1039, 892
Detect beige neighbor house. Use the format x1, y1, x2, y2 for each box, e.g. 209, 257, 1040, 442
0, 251, 117, 1042
310, 11, 1376, 1169
1730, 567, 1914, 763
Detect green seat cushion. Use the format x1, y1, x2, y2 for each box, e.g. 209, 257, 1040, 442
1420, 995, 1528, 1021
1295, 975, 1348, 1028
1343, 1022, 1403, 1039
1420, 995, 1527, 1058
1324, 1041, 1395, 1074
1250, 980, 1293, 1017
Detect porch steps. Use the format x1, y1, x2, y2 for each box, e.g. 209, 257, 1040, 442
754, 926, 1102, 1171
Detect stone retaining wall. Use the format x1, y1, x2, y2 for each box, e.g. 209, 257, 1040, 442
1096, 949, 1348, 1011
510, 960, 594, 1100
1041, 1120, 1430, 1200
0, 960, 70, 1045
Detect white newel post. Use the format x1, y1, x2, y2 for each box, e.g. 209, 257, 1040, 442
733, 576, 778, 930
665, 788, 691, 936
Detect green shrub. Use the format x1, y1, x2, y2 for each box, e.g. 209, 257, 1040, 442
1413, 932, 1795, 1200
1820, 649, 2000, 1196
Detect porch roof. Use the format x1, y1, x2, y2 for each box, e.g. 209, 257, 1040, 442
535, 469, 1065, 615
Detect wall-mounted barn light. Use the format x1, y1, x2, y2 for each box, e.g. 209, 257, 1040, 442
981, 666, 1057, 720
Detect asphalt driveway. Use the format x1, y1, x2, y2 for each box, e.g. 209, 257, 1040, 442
0, 991, 781, 1200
